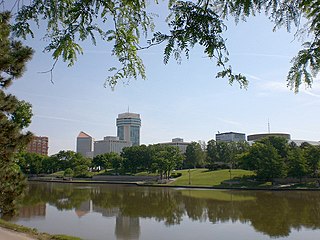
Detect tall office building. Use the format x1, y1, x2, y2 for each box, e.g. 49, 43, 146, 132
94, 136, 131, 156
26, 136, 49, 156
76, 131, 94, 157
116, 112, 141, 146
216, 132, 246, 142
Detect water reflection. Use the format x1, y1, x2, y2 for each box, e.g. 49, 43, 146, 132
6, 182, 320, 239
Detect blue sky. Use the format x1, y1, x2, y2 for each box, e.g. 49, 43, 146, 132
6, 3, 320, 155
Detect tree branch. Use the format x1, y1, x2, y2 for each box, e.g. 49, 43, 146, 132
38, 59, 58, 84
136, 38, 167, 50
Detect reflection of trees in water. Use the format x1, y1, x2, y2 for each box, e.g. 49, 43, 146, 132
245, 192, 320, 237
20, 182, 91, 210
91, 186, 185, 226
204, 191, 320, 237
17, 182, 320, 238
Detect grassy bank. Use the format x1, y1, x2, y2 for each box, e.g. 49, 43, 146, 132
0, 219, 81, 240
35, 169, 319, 189
168, 169, 320, 189
169, 169, 265, 187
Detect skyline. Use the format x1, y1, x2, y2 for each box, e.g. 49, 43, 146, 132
6, 6, 320, 155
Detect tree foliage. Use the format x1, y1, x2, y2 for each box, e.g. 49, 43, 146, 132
0, 11, 34, 215
185, 142, 205, 168
4, 0, 318, 91
287, 147, 307, 180
241, 142, 287, 180
150, 144, 183, 179
206, 140, 249, 170
93, 152, 123, 173
120, 144, 183, 178
303, 144, 320, 177
51, 150, 91, 171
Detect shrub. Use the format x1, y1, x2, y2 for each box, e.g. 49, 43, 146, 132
73, 165, 90, 178
170, 172, 182, 178
64, 168, 74, 177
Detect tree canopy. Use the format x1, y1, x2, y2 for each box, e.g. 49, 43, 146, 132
2, 0, 319, 91
0, 11, 34, 215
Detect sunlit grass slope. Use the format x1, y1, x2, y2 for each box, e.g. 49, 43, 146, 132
170, 169, 254, 187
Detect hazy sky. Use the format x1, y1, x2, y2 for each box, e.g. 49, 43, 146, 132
6, 3, 320, 155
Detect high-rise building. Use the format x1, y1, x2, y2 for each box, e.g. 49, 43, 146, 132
116, 112, 141, 146
94, 136, 131, 156
216, 132, 246, 142
76, 131, 94, 157
26, 136, 49, 155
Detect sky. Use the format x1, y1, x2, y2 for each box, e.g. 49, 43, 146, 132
6, 2, 320, 155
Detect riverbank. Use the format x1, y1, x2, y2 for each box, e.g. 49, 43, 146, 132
28, 178, 320, 191
0, 219, 81, 240
27, 168, 320, 191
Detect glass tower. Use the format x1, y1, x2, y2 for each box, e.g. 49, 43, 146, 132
116, 112, 141, 146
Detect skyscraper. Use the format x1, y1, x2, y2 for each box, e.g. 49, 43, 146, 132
116, 112, 141, 146
76, 131, 94, 157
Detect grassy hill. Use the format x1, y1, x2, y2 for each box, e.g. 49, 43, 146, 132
169, 169, 255, 187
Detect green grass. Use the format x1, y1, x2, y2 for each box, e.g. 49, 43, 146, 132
134, 171, 158, 176
169, 169, 255, 187
0, 219, 81, 240
48, 171, 64, 177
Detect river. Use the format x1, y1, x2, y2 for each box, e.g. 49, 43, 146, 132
4, 182, 320, 240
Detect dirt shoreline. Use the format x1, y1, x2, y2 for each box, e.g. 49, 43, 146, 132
0, 227, 35, 240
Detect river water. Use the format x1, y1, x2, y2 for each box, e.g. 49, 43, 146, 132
4, 182, 320, 240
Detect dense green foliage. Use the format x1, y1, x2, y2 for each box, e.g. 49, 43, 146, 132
239, 137, 320, 181
17, 150, 92, 177
91, 144, 185, 179
185, 142, 205, 168
206, 140, 249, 170
0, 12, 34, 215
16, 136, 320, 183
121, 144, 183, 179
93, 152, 123, 173
241, 142, 287, 180
3, 0, 318, 91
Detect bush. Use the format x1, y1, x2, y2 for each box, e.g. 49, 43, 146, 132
64, 168, 74, 177
170, 172, 182, 178
73, 165, 90, 178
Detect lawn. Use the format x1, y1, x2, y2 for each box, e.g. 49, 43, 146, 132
170, 169, 255, 187
0, 219, 81, 240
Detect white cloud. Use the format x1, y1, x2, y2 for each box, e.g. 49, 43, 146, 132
255, 79, 290, 93
300, 76, 320, 97
215, 117, 242, 126
243, 73, 262, 81
34, 115, 107, 126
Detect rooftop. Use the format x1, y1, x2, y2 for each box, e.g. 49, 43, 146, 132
77, 131, 92, 138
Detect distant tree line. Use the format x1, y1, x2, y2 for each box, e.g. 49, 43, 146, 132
16, 137, 320, 181
16, 144, 184, 180
239, 137, 320, 181
184, 137, 320, 181
17, 150, 92, 178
